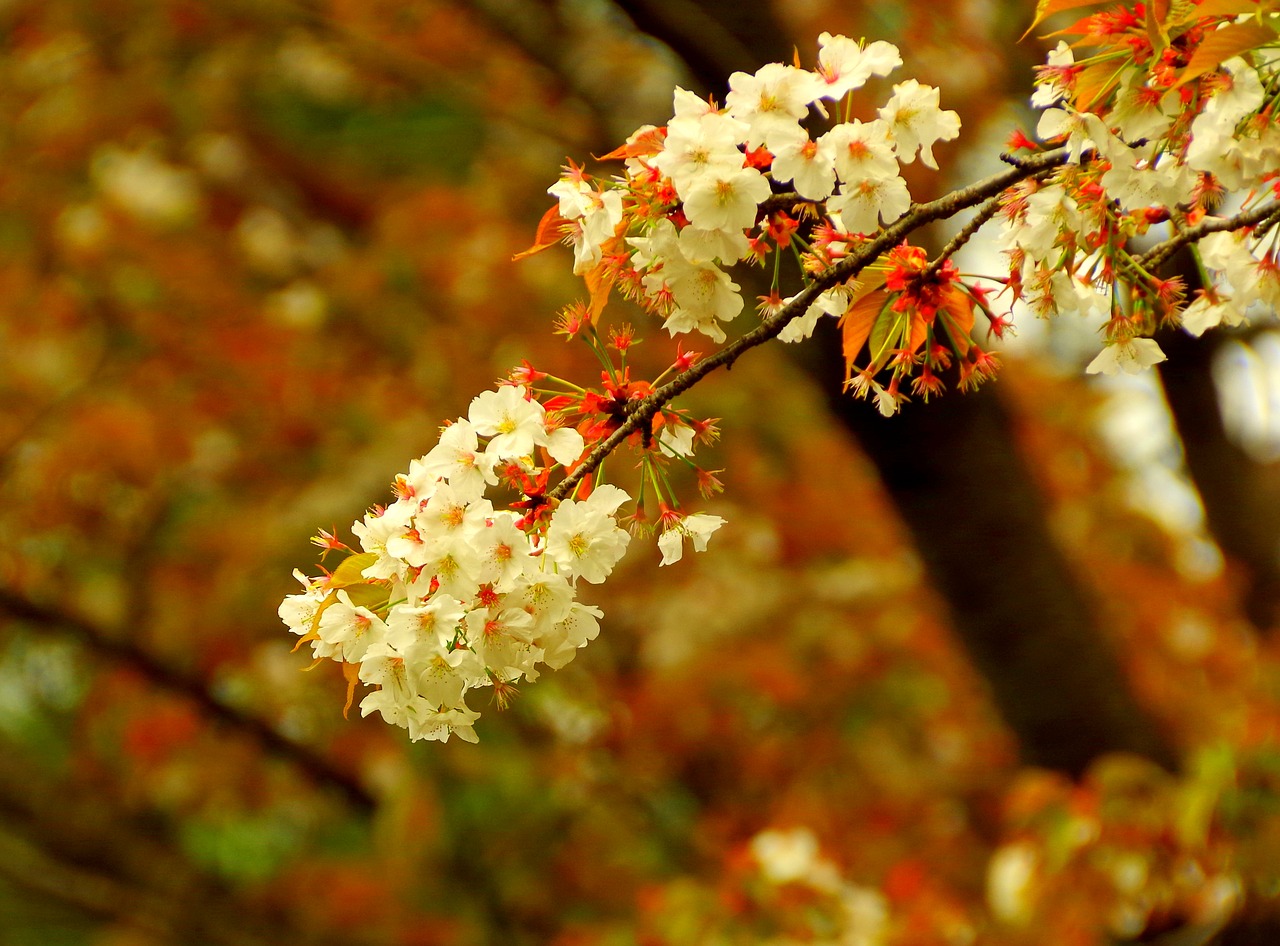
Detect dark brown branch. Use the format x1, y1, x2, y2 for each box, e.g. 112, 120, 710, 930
0, 739, 361, 946
922, 163, 1056, 279
0, 588, 375, 813
549, 145, 1072, 501
924, 194, 1007, 279
1138, 201, 1280, 273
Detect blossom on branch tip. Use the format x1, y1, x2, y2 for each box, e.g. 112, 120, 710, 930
726, 62, 821, 150
657, 510, 727, 565
1085, 337, 1167, 376
878, 80, 960, 169
814, 33, 901, 100
285, 15, 1280, 746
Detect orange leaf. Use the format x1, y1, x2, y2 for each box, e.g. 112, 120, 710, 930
512, 203, 571, 261
342, 660, 361, 719
1023, 0, 1110, 38
1174, 19, 1278, 87
938, 287, 976, 357
1146, 0, 1170, 53
905, 311, 929, 357
597, 126, 666, 161
584, 261, 616, 324
1073, 60, 1125, 110
1177, 0, 1274, 24
840, 287, 889, 381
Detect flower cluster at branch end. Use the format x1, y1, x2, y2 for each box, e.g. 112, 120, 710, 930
285, 11, 1280, 742
1007, 5, 1280, 373
531, 32, 978, 414
282, 356, 725, 743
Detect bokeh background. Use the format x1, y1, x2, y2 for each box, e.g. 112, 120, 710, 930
3, 1, 1280, 944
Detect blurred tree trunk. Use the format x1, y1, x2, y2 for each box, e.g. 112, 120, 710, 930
1155, 252, 1280, 632
608, 0, 1178, 776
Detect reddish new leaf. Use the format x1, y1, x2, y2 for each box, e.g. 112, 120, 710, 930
1023, 0, 1110, 37
512, 203, 572, 261
1174, 19, 1278, 86
584, 258, 617, 324
1073, 60, 1126, 110
905, 311, 929, 357
938, 287, 976, 357
840, 287, 890, 381
1178, 0, 1276, 23
341, 660, 361, 719
597, 126, 666, 161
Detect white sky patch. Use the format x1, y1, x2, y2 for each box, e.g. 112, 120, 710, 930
1215, 330, 1280, 463
946, 135, 1214, 575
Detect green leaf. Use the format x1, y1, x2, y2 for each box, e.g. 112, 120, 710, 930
342, 582, 390, 611
868, 307, 907, 370
331, 552, 377, 587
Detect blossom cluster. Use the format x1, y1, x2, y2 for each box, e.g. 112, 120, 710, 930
282, 371, 724, 742
1006, 11, 1280, 375
542, 31, 969, 414
285, 14, 1280, 741
550, 14, 1280, 402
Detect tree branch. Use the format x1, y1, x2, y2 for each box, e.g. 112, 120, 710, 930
1138, 201, 1280, 273
549, 146, 1073, 501
0, 587, 375, 813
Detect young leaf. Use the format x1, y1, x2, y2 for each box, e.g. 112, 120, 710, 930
840, 287, 890, 380
585, 258, 617, 323
512, 204, 572, 261
938, 287, 976, 357
1146, 0, 1170, 54
331, 552, 379, 587
1174, 19, 1278, 86
1177, 0, 1276, 24
341, 660, 361, 718
1073, 60, 1126, 110
1023, 0, 1110, 38
904, 310, 929, 357
868, 307, 908, 368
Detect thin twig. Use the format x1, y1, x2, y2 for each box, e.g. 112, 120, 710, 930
924, 196, 1007, 280
1138, 200, 1280, 272
922, 164, 1059, 279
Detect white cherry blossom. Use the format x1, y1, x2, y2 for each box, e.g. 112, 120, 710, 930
681, 166, 771, 233
1085, 337, 1167, 376
545, 490, 632, 584
770, 131, 838, 200
657, 512, 727, 565
726, 62, 822, 150
814, 33, 901, 100
879, 80, 960, 169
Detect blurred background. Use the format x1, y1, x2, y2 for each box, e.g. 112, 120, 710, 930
3, 1, 1280, 944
